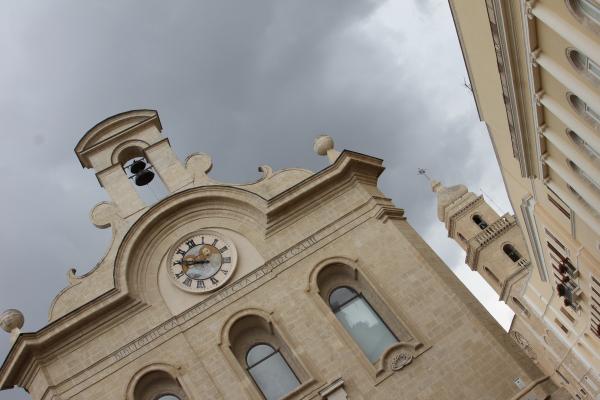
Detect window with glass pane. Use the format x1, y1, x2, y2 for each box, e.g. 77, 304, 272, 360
329, 287, 397, 363
585, 103, 600, 124
568, 184, 600, 217
246, 344, 300, 400
578, 0, 600, 24
587, 57, 600, 79
568, 130, 600, 165
569, 160, 600, 193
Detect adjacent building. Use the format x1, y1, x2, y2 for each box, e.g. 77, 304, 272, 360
449, 0, 600, 398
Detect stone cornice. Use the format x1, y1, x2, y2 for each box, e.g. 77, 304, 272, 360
484, 0, 536, 178
265, 150, 384, 235
75, 110, 162, 168
0, 290, 144, 390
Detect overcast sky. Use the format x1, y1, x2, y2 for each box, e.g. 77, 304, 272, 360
0, 1, 514, 398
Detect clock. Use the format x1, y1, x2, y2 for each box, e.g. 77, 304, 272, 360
169, 231, 238, 293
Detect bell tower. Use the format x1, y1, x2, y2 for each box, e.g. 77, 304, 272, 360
432, 179, 529, 303
74, 110, 193, 218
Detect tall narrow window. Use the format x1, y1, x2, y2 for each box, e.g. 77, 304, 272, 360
245, 344, 300, 400
568, 160, 600, 194
472, 214, 488, 230
567, 130, 600, 166
503, 244, 522, 262
484, 266, 501, 285
567, 0, 600, 33
225, 313, 309, 400
568, 184, 600, 217
329, 286, 397, 363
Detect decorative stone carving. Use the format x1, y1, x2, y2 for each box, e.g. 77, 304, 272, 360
381, 344, 416, 374
390, 351, 413, 371
0, 309, 24, 344
90, 201, 119, 230
185, 152, 213, 185
314, 135, 341, 164
511, 331, 537, 361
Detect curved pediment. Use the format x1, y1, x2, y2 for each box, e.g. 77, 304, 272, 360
75, 110, 161, 168
115, 185, 268, 301
48, 185, 268, 321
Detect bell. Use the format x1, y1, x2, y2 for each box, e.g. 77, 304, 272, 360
130, 159, 147, 174
134, 169, 155, 186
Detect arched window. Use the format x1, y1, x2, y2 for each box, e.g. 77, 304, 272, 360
567, 0, 600, 34
224, 313, 307, 400
567, 48, 600, 85
329, 286, 397, 363
122, 155, 168, 205
567, 130, 600, 166
131, 370, 187, 400
568, 184, 600, 217
503, 244, 522, 262
312, 262, 424, 373
472, 214, 488, 230
568, 159, 600, 194
246, 344, 300, 400
568, 93, 600, 127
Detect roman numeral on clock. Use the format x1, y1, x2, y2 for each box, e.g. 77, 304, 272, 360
210, 277, 219, 285
176, 249, 186, 256
186, 239, 196, 249
197, 280, 205, 289
175, 271, 185, 279
212, 238, 218, 246
221, 269, 228, 275
219, 246, 228, 253
223, 257, 231, 263
183, 277, 192, 287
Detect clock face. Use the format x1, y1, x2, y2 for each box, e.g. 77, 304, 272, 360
169, 231, 237, 293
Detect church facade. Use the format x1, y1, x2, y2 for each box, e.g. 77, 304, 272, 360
0, 110, 559, 399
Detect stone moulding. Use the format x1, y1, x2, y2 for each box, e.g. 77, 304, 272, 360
75, 110, 162, 168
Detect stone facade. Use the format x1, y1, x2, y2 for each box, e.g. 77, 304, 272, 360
449, 1, 600, 398
0, 111, 556, 399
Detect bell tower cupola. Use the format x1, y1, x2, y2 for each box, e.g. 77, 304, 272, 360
75, 110, 193, 218
432, 178, 530, 301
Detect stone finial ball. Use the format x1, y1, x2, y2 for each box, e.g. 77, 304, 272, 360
313, 135, 334, 156
0, 309, 24, 333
